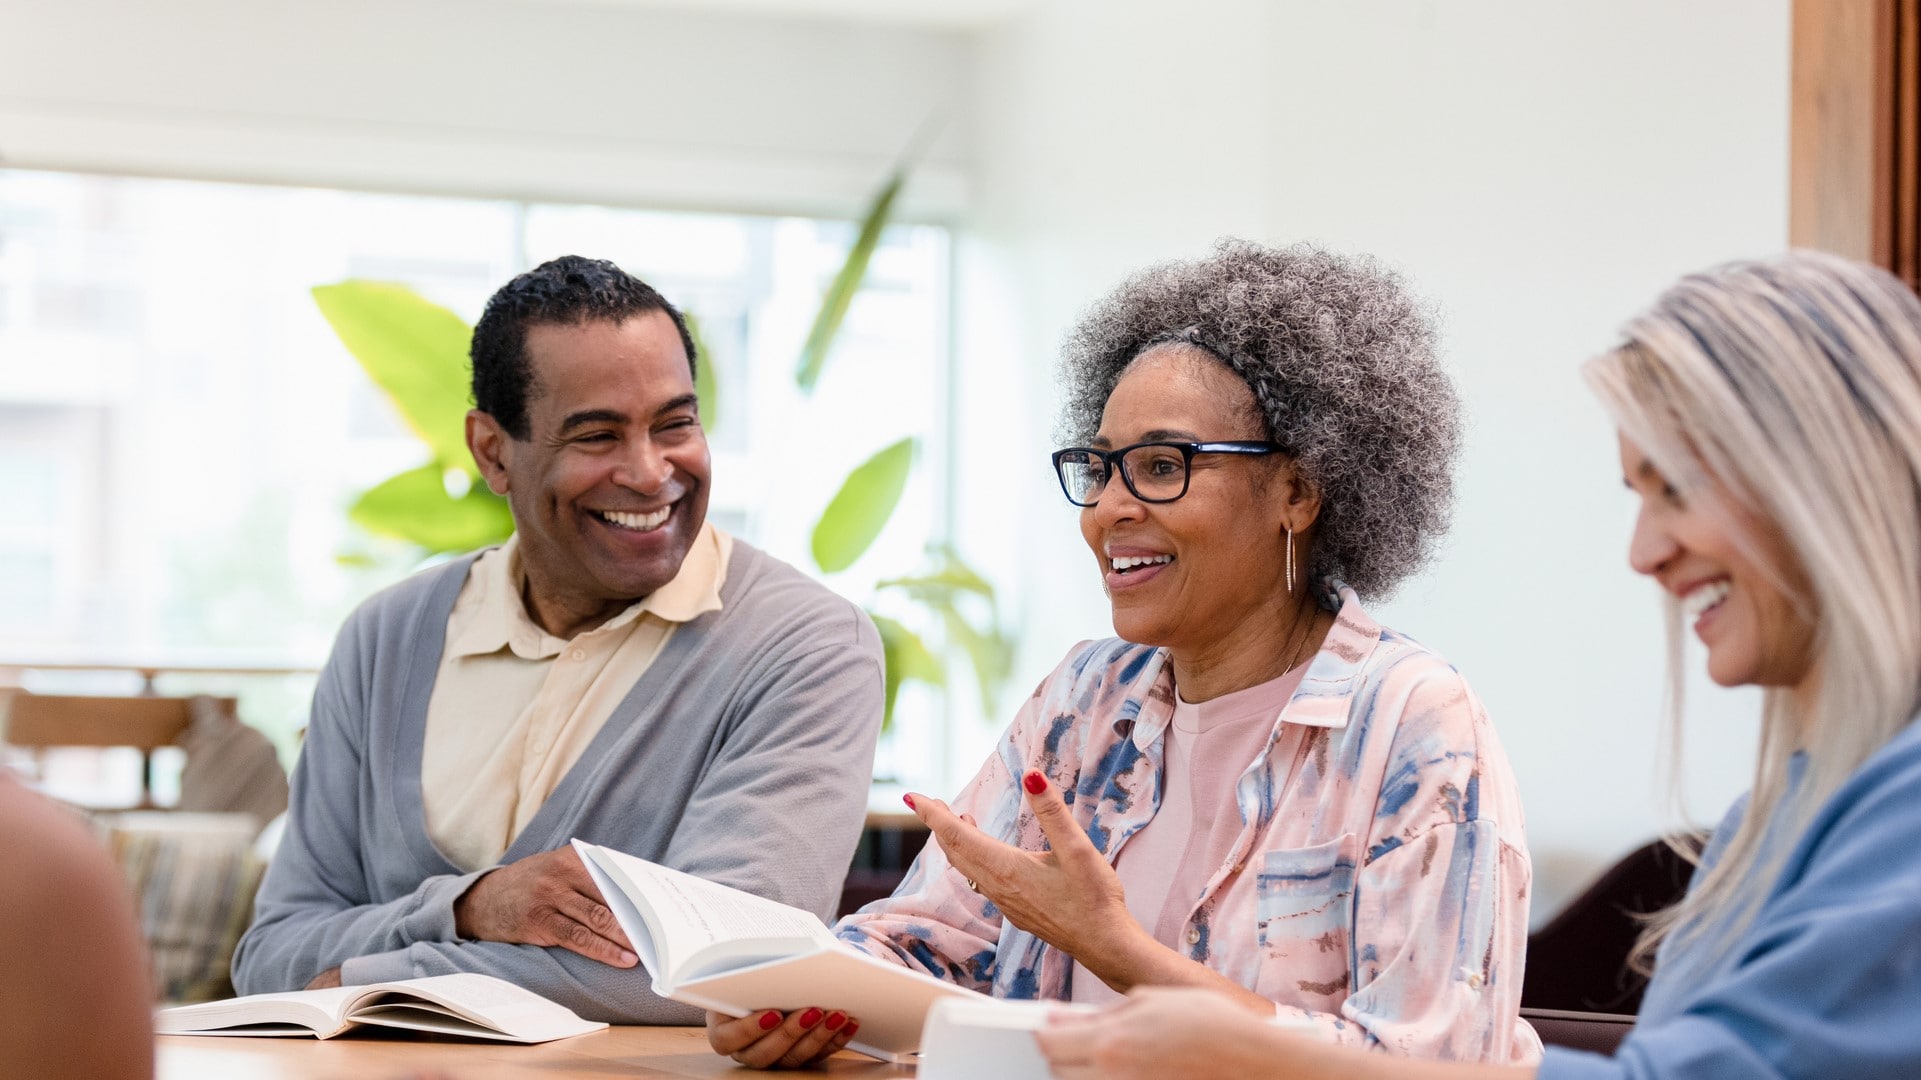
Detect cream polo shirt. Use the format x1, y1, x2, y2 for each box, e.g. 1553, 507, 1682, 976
419, 523, 732, 872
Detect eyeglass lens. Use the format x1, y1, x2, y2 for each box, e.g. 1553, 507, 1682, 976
1057, 444, 1189, 504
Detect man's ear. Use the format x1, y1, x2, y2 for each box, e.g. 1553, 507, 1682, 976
467, 409, 513, 496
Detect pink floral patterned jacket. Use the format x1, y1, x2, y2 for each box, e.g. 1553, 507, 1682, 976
837, 583, 1542, 1062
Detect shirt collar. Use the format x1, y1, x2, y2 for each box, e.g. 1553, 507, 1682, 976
445, 523, 729, 660
1273, 580, 1381, 731
1130, 578, 1381, 750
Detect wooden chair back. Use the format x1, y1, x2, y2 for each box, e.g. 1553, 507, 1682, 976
2, 694, 199, 750
1522, 836, 1701, 1014
1519, 1007, 1637, 1056
1, 693, 232, 808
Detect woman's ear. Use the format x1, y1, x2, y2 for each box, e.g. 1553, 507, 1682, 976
1279, 460, 1323, 533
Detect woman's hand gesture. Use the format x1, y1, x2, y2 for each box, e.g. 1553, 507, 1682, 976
904, 770, 1140, 974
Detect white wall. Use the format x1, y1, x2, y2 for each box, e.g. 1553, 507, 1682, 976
0, 0, 972, 218
954, 0, 1790, 915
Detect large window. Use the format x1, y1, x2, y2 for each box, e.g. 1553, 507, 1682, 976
0, 168, 952, 794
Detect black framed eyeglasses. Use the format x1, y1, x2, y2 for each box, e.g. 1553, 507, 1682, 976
1050, 441, 1283, 507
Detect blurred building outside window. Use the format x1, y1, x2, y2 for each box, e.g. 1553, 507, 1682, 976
0, 167, 954, 805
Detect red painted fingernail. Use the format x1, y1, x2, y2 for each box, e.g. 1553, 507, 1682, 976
845, 1022, 859, 1038
800, 1007, 824, 1028
759, 1011, 781, 1030
1024, 771, 1047, 795
903, 794, 916, 809
825, 1011, 846, 1031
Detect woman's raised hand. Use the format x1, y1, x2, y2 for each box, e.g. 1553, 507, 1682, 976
704, 1006, 859, 1069
903, 770, 1139, 972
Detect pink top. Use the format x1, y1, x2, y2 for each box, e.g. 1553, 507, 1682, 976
1071, 663, 1310, 1004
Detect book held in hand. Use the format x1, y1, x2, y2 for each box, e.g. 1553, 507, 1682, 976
154, 972, 607, 1043
572, 838, 987, 1062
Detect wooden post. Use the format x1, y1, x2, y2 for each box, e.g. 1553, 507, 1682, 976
1792, 0, 1921, 290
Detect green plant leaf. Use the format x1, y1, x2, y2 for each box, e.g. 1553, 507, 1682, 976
811, 437, 916, 573
876, 563, 996, 602
314, 281, 477, 476
684, 311, 720, 436
873, 550, 1014, 716
873, 549, 1015, 718
795, 171, 905, 393
943, 607, 1014, 717
871, 612, 944, 731
349, 463, 515, 554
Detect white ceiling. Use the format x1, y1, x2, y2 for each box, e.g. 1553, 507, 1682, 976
519, 0, 1035, 30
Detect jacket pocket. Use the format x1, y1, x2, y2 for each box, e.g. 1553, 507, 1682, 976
1254, 835, 1357, 1003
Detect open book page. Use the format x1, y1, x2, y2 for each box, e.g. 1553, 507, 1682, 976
344, 973, 605, 1043
156, 984, 364, 1038
156, 974, 604, 1043
573, 839, 988, 1061
574, 840, 834, 986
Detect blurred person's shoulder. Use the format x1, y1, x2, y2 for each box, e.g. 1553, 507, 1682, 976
0, 777, 119, 907
0, 776, 153, 1080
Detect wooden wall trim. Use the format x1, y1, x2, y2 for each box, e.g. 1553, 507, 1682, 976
1894, 0, 1919, 284
1791, 0, 1888, 262
1793, 0, 1921, 290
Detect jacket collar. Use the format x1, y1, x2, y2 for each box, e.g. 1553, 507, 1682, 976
1129, 579, 1381, 751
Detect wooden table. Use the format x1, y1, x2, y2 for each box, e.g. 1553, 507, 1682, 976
157, 1027, 914, 1079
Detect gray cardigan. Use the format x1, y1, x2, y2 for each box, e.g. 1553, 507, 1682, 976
231, 540, 884, 1023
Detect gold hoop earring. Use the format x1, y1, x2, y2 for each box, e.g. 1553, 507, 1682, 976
1286, 527, 1295, 595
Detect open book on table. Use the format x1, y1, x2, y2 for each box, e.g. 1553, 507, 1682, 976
573, 838, 987, 1062
154, 972, 606, 1043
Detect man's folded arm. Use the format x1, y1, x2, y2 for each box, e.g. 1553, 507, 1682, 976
338, 940, 701, 1024
230, 621, 483, 994
231, 635, 696, 1021
332, 619, 884, 1021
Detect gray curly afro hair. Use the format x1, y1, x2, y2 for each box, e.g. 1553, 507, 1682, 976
1057, 239, 1459, 600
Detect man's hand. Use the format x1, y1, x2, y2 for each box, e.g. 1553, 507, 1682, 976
453, 846, 638, 968
305, 966, 343, 990
903, 770, 1139, 972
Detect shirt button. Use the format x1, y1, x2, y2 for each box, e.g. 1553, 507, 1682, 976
1185, 927, 1201, 945
1465, 972, 1484, 990
569, 648, 585, 661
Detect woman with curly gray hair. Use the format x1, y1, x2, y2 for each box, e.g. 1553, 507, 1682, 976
706, 241, 1539, 1069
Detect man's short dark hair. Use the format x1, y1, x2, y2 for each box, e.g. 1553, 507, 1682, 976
470, 255, 698, 439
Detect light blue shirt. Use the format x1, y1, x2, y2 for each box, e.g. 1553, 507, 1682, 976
1540, 716, 1921, 1080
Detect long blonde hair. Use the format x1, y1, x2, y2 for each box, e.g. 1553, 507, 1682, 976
1586, 251, 1921, 973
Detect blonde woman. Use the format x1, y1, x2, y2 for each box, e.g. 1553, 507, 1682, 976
1037, 250, 1921, 1079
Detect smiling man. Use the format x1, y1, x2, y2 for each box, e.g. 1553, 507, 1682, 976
232, 256, 885, 1022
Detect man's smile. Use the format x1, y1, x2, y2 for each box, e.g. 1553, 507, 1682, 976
595, 507, 672, 533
